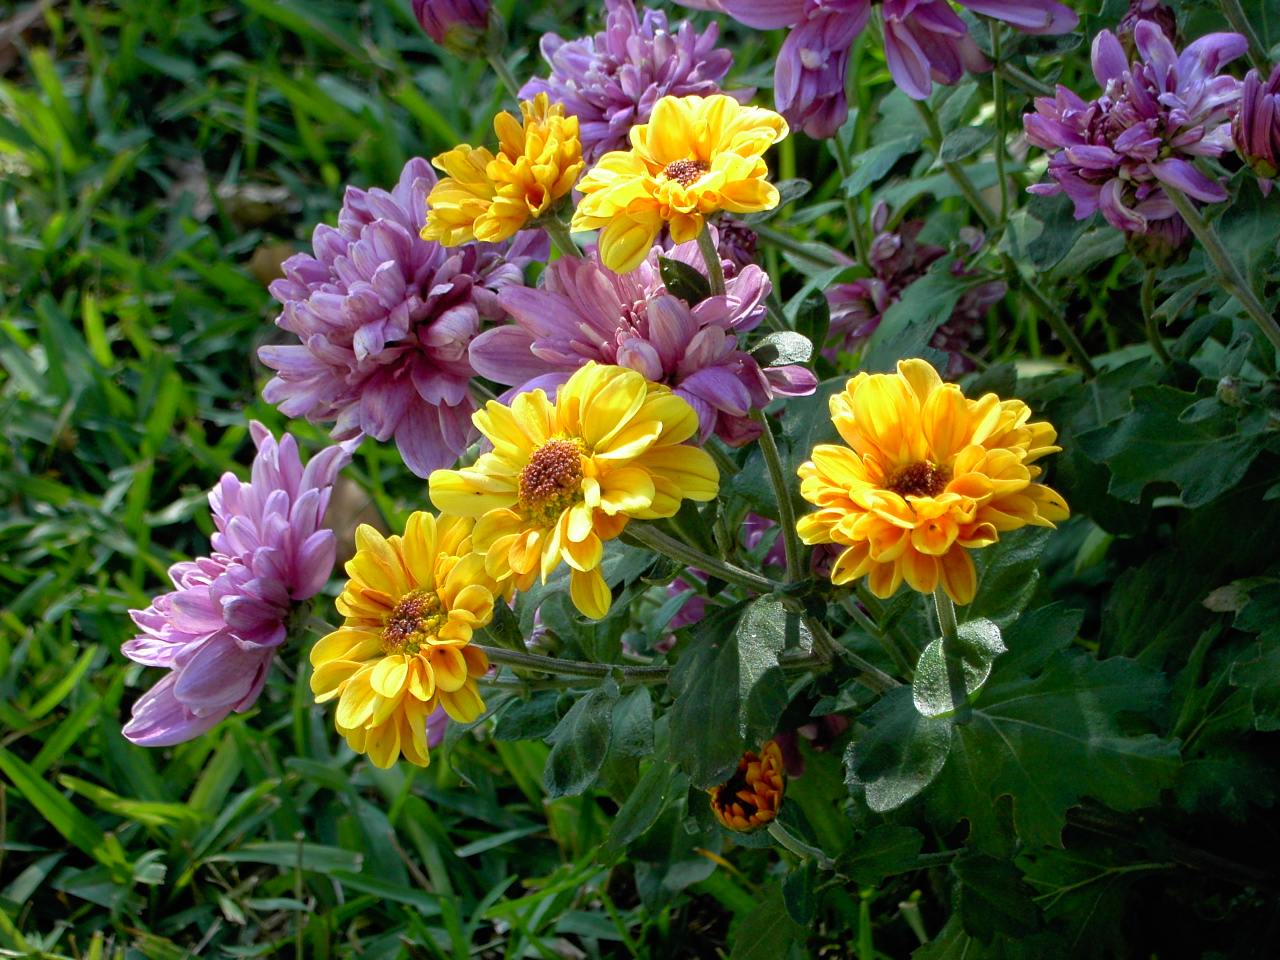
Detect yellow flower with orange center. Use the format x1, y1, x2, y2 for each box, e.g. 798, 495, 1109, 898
310, 512, 496, 768
796, 359, 1069, 606
428, 362, 720, 620
708, 741, 785, 833
570, 94, 788, 273
422, 92, 585, 246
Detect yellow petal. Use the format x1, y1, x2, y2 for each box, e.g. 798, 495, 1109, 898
570, 567, 612, 619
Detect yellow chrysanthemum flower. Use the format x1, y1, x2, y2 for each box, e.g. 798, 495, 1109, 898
570, 94, 789, 273
428, 362, 720, 620
421, 92, 585, 246
708, 741, 785, 833
796, 359, 1069, 606
310, 512, 496, 768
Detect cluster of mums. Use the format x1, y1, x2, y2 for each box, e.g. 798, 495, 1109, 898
119, 0, 1280, 809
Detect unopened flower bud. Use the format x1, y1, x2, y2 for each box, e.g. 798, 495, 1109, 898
1117, 0, 1179, 57
412, 0, 493, 60
708, 741, 785, 832
1234, 66, 1280, 195
1217, 376, 1246, 407
1126, 213, 1192, 269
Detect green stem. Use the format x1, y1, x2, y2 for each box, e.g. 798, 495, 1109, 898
913, 99, 998, 230
933, 588, 958, 640
1217, 0, 1271, 75
1141, 267, 1173, 367
996, 62, 1054, 99
540, 216, 582, 260
697, 226, 727, 297
749, 409, 803, 584
767, 821, 835, 870
486, 54, 522, 101
1001, 252, 1099, 378
990, 21, 1011, 226
754, 224, 846, 269
837, 594, 915, 679
1165, 186, 1280, 355
625, 522, 783, 595
831, 134, 871, 268
805, 615, 900, 692
475, 644, 668, 681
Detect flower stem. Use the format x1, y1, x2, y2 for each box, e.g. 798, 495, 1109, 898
486, 54, 522, 101
540, 216, 582, 260
626, 522, 784, 595
749, 409, 803, 584
1000, 252, 1099, 378
1141, 266, 1173, 367
1217, 0, 1271, 75
830, 134, 871, 268
767, 820, 835, 870
753, 224, 847, 268
990, 21, 1011, 227
475, 644, 670, 681
933, 588, 958, 640
697, 226, 727, 297
1165, 186, 1280, 355
804, 614, 900, 692
995, 62, 1055, 99
837, 594, 915, 680
913, 99, 998, 231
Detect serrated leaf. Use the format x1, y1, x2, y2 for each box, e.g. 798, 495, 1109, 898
659, 255, 711, 305
924, 640, 1180, 852
954, 855, 1040, 943
834, 823, 924, 885
1077, 385, 1269, 508
913, 619, 1006, 719
963, 527, 1051, 629
543, 679, 620, 797
669, 599, 790, 788
844, 687, 953, 812
492, 691, 562, 742
610, 686, 654, 758
938, 125, 995, 163
728, 885, 807, 960
751, 330, 814, 368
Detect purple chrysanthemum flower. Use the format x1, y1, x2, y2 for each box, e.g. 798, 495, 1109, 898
825, 204, 1005, 376
675, 0, 1077, 136
412, 0, 492, 58
259, 158, 546, 479
1024, 23, 1246, 237
1118, 0, 1179, 55
123, 424, 353, 747
1235, 64, 1280, 195
520, 0, 751, 163
469, 234, 818, 447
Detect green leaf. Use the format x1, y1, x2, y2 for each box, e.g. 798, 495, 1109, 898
492, 691, 563, 742
924, 641, 1180, 852
669, 599, 791, 788
954, 855, 1041, 943
1024, 191, 1099, 272
841, 134, 925, 196
844, 687, 953, 812
475, 597, 525, 652
912, 619, 1006, 719
728, 885, 807, 960
58, 776, 206, 828
1230, 585, 1280, 731
1077, 384, 1270, 508
631, 807, 721, 910
543, 678, 620, 797
659, 255, 712, 305
793, 290, 830, 353
861, 262, 966, 373
607, 751, 686, 855
938, 125, 995, 163
962, 528, 1052, 629
781, 860, 818, 926
834, 824, 924, 885
328, 870, 442, 914
610, 686, 654, 758
211, 842, 362, 873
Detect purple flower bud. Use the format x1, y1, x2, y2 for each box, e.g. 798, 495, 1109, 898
1118, 0, 1179, 58
412, 0, 492, 59
1235, 65, 1280, 194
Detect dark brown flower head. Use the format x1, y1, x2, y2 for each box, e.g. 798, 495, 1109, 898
708, 740, 785, 833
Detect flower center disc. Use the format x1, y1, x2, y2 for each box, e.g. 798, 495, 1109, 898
663, 159, 709, 187
382, 588, 443, 655
518, 438, 585, 527
887, 460, 951, 498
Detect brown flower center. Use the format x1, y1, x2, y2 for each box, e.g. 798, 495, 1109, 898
662, 159, 709, 187
518, 438, 585, 527
382, 588, 443, 655
886, 460, 951, 499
